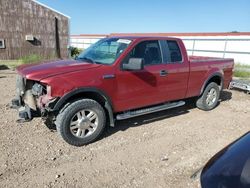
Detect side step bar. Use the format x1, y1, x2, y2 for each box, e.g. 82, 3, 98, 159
116, 101, 185, 120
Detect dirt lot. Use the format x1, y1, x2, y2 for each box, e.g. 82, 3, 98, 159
0, 69, 249, 188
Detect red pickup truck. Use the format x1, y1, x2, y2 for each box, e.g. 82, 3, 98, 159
12, 36, 234, 146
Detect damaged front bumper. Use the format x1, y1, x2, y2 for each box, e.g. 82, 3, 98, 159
11, 99, 32, 121
11, 74, 57, 122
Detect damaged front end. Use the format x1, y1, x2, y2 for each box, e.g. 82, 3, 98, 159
11, 74, 57, 122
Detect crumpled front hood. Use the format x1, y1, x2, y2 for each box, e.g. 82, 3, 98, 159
17, 59, 102, 81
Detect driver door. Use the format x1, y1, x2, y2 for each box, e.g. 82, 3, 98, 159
115, 40, 167, 112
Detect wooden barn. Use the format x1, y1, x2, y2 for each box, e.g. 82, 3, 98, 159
0, 0, 70, 60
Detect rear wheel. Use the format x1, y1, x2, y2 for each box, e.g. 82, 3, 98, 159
55, 99, 106, 146
196, 82, 220, 111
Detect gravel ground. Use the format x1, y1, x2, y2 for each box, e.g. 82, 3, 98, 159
0, 70, 250, 188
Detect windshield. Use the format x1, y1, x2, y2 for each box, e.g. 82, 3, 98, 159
76, 38, 132, 65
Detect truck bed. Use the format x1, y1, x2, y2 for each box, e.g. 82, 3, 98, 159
186, 56, 234, 98
189, 56, 234, 63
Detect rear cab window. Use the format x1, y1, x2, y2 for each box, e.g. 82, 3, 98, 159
160, 40, 183, 63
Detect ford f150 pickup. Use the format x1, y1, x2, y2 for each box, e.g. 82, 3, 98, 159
11, 36, 234, 146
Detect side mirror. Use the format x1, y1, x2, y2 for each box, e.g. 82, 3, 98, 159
123, 58, 144, 71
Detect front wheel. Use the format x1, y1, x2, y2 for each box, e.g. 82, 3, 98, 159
55, 99, 106, 146
196, 82, 220, 111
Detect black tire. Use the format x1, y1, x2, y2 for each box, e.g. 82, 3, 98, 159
196, 82, 220, 111
55, 99, 106, 146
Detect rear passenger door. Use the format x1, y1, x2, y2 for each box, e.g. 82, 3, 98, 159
160, 40, 189, 101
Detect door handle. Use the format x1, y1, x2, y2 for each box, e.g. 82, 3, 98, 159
160, 70, 168, 76
103, 74, 115, 79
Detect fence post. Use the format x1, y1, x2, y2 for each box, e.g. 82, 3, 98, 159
192, 39, 196, 56
223, 38, 228, 58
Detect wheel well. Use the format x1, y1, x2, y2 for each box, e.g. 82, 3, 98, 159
202, 75, 222, 94
207, 76, 222, 86
66, 91, 108, 107
54, 91, 113, 126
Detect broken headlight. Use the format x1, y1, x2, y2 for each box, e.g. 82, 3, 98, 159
31, 83, 45, 96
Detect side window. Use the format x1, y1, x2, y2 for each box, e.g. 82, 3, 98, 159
124, 40, 162, 66
167, 40, 182, 63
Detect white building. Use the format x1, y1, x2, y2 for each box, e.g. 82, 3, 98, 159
70, 34, 107, 49
70, 32, 250, 65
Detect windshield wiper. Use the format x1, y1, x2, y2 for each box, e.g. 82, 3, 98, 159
76, 56, 96, 64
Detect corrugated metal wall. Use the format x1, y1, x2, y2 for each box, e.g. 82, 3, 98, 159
182, 36, 250, 65
0, 0, 69, 60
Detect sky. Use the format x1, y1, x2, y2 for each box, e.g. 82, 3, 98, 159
37, 0, 250, 35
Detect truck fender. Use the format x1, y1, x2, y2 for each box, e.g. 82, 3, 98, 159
53, 87, 115, 127
200, 72, 224, 95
